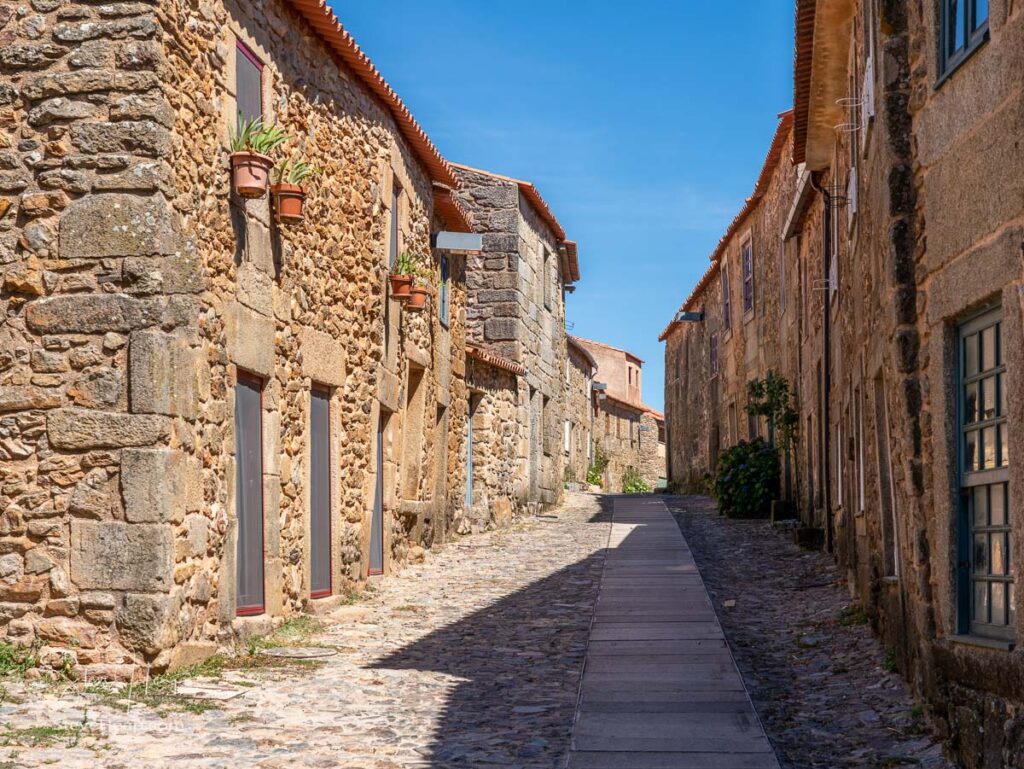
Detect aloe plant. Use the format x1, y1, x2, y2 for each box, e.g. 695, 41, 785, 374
392, 252, 419, 276
229, 115, 289, 156
272, 156, 317, 185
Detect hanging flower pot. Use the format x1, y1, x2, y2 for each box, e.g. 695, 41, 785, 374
389, 273, 413, 299
271, 183, 307, 223
404, 286, 429, 312
230, 151, 274, 198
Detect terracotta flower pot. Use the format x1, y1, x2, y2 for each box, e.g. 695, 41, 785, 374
389, 273, 413, 300
271, 183, 307, 223
230, 151, 274, 198
404, 286, 429, 311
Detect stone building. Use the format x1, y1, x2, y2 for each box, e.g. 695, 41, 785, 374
453, 164, 580, 514
576, 337, 665, 491
564, 336, 597, 486
663, 1, 1024, 764
0, 0, 481, 676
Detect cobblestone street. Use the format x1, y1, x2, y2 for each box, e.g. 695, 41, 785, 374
2, 493, 610, 768
0, 493, 960, 768
668, 496, 954, 769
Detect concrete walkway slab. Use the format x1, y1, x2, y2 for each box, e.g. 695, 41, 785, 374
568, 496, 779, 768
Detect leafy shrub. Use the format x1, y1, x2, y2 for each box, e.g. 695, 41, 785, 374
712, 438, 779, 518
586, 443, 609, 487
621, 466, 649, 493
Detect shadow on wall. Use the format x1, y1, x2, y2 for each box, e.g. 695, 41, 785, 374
369, 497, 614, 766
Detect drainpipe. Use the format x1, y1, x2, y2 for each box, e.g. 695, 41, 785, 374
809, 171, 834, 553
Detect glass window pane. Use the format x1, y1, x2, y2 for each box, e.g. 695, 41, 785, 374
1010, 583, 1016, 625
974, 534, 989, 573
989, 483, 1005, 526
982, 325, 996, 371
982, 426, 997, 469
973, 485, 989, 527
235, 44, 263, 124
981, 377, 996, 419
999, 424, 1009, 467
976, 0, 989, 25
953, 0, 965, 52
992, 534, 1006, 575
964, 381, 979, 424
964, 333, 978, 377
999, 372, 1006, 416
974, 580, 989, 622
965, 430, 978, 471
992, 582, 1006, 626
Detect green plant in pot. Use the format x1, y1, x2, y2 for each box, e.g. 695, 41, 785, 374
404, 261, 433, 312
229, 116, 288, 198
389, 252, 419, 300
271, 156, 316, 224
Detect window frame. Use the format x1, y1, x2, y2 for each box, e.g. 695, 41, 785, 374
956, 305, 1013, 641
938, 0, 990, 85
721, 260, 733, 331
438, 253, 450, 328
234, 39, 264, 125
741, 238, 755, 317
709, 332, 719, 378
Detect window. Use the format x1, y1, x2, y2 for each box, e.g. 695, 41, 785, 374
310, 386, 331, 598
235, 372, 265, 615
439, 254, 450, 327
389, 181, 401, 270
235, 40, 263, 124
741, 239, 754, 315
940, 0, 989, 81
779, 240, 786, 315
709, 332, 719, 377
721, 261, 732, 330
958, 307, 1012, 639
542, 248, 552, 310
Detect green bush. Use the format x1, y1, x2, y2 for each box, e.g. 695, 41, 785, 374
713, 438, 779, 518
586, 443, 609, 487
621, 466, 649, 493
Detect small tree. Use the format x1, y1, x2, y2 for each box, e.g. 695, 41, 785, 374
744, 372, 799, 509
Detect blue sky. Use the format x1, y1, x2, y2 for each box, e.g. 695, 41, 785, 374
336, 2, 794, 411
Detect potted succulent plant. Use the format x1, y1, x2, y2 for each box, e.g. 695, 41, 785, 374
404, 263, 432, 312
270, 156, 316, 224
229, 116, 288, 198
389, 252, 418, 300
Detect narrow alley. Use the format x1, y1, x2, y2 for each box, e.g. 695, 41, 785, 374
1, 492, 949, 768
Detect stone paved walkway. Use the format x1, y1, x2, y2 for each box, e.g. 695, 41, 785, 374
667, 495, 954, 769
568, 496, 779, 769
1, 492, 611, 768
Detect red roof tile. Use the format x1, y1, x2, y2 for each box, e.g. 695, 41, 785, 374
284, 0, 457, 188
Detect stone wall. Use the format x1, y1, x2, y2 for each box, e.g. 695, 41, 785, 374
593, 398, 657, 492
454, 166, 569, 510
663, 2, 1024, 765
0, 0, 469, 675
564, 341, 593, 485
462, 356, 523, 531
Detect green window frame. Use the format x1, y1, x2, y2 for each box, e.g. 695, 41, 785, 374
957, 306, 1014, 640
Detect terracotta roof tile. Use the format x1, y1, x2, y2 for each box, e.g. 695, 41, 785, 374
792, 0, 817, 166
467, 345, 526, 376
451, 162, 567, 242
432, 184, 474, 233
658, 111, 793, 341
284, 0, 457, 188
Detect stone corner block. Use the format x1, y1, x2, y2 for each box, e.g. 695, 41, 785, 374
60, 193, 177, 259
115, 592, 179, 656
121, 448, 200, 524
26, 294, 163, 335
47, 408, 171, 450
129, 330, 201, 419
70, 520, 172, 592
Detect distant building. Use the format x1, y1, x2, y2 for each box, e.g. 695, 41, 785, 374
574, 338, 665, 491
